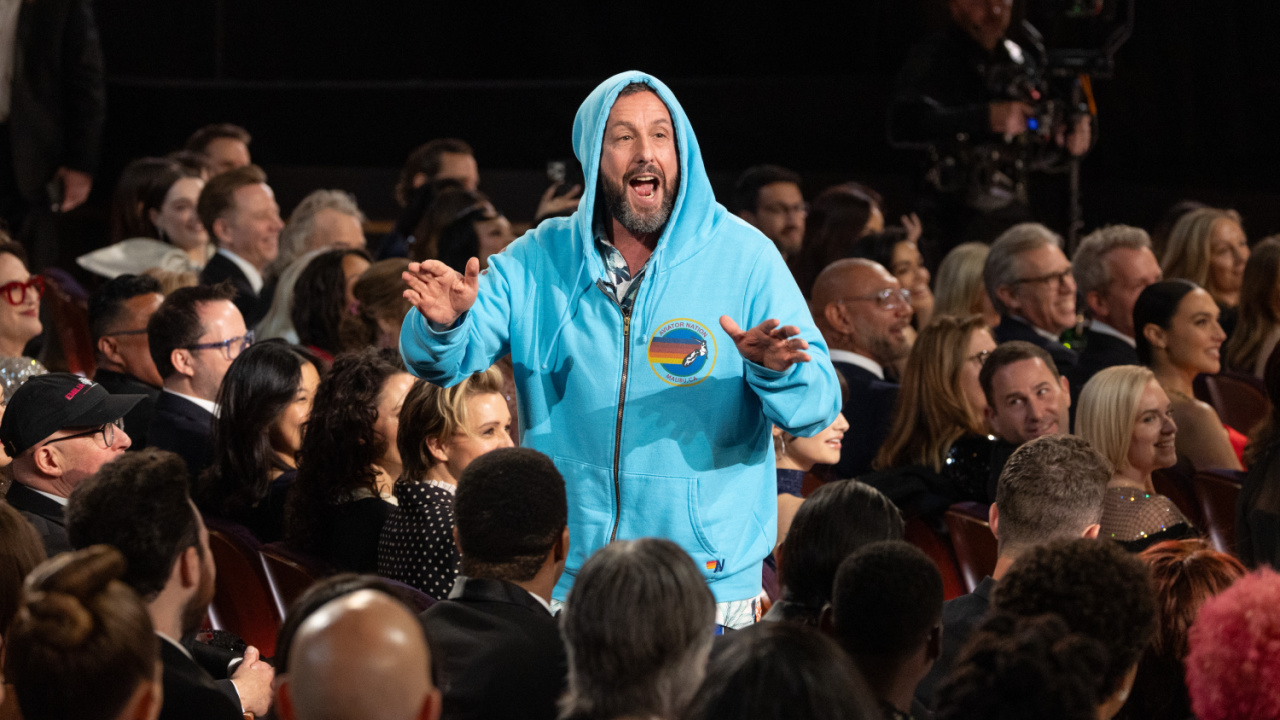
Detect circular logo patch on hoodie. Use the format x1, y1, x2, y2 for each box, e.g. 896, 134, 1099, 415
647, 318, 717, 386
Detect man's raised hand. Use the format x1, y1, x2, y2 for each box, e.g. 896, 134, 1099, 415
719, 316, 811, 372
403, 257, 480, 325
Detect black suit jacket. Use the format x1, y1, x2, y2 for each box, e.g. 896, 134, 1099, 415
994, 315, 1078, 372
1069, 327, 1139, 400
915, 575, 997, 708
5, 482, 70, 555
830, 360, 899, 479
9, 0, 105, 202
147, 392, 215, 480
158, 638, 242, 720
93, 369, 161, 450
421, 577, 567, 720
200, 253, 273, 328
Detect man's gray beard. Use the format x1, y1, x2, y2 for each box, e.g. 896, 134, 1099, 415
601, 174, 676, 236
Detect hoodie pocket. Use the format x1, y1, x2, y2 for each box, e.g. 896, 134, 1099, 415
616, 469, 721, 560
552, 456, 616, 573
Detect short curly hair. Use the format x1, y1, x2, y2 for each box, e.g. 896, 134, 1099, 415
1185, 567, 1280, 720
992, 538, 1156, 696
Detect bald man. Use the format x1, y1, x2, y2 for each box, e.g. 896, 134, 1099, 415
812, 259, 914, 478
276, 590, 442, 720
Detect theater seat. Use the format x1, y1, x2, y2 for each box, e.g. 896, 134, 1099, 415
40, 268, 96, 376
943, 501, 998, 594
1196, 371, 1271, 437
903, 517, 966, 601
1153, 458, 1205, 529
203, 517, 279, 656
259, 542, 334, 619
1193, 470, 1245, 555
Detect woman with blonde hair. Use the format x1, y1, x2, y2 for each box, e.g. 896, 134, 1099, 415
933, 242, 1000, 328
377, 366, 514, 598
1077, 365, 1196, 551
1162, 207, 1249, 336
870, 315, 997, 515
1224, 237, 1280, 377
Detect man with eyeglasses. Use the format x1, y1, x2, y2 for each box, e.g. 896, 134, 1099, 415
145, 283, 251, 477
89, 274, 166, 448
812, 258, 914, 478
732, 165, 806, 259
0, 373, 140, 554
985, 223, 1079, 372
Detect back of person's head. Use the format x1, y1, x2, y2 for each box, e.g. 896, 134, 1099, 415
777, 479, 904, 619
933, 242, 990, 319
88, 273, 164, 348
793, 182, 883, 296
560, 538, 715, 720
1072, 225, 1154, 312
979, 339, 1060, 407
984, 222, 1061, 316
453, 447, 566, 582
147, 281, 237, 380
184, 122, 251, 154
409, 186, 491, 264
0, 502, 47, 635
1185, 567, 1280, 720
993, 434, 1110, 555
1225, 236, 1280, 372
110, 156, 187, 242
1132, 279, 1199, 365
352, 258, 411, 345
397, 367, 504, 480
197, 163, 269, 238
274, 573, 419, 674
730, 164, 802, 215
279, 588, 440, 720
291, 247, 372, 355
1077, 364, 1157, 473
4, 545, 160, 720
66, 449, 200, 599
395, 138, 474, 207
993, 538, 1156, 700
1162, 207, 1243, 289
276, 189, 367, 268
935, 613, 1109, 720
684, 622, 878, 720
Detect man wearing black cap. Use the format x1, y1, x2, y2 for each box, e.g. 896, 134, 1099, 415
0, 373, 142, 554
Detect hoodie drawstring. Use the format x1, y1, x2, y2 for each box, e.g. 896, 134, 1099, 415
541, 254, 589, 370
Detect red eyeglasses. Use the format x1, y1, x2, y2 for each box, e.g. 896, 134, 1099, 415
0, 276, 43, 306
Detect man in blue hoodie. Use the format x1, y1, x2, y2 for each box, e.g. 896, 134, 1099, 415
399, 71, 840, 626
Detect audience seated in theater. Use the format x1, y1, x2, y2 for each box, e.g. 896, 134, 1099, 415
1225, 236, 1280, 377
684, 623, 878, 720
790, 182, 884, 297
987, 538, 1157, 720
827, 541, 942, 720
436, 201, 516, 274
79, 157, 212, 278
0, 373, 139, 554
731, 164, 807, 260
986, 223, 1080, 371
145, 282, 248, 477
378, 368, 512, 598
560, 538, 715, 720
870, 315, 997, 515
979, 341, 1071, 485
4, 545, 161, 720
1162, 207, 1249, 338
850, 228, 934, 330
419, 447, 568, 720
1240, 347, 1280, 567
1069, 225, 1162, 395
0, 501, 46, 714
1134, 279, 1243, 470
271, 189, 368, 275
289, 248, 372, 364
89, 274, 165, 447
184, 123, 252, 177
286, 349, 412, 572
195, 341, 320, 542
773, 402, 849, 549
1078, 365, 1196, 551
810, 258, 911, 479
1184, 567, 1280, 720
915, 434, 1110, 708
407, 186, 494, 264
353, 258, 412, 349
934, 613, 1110, 720
197, 165, 283, 327
67, 449, 274, 719
1116, 539, 1244, 720
275, 588, 442, 720
0, 240, 46, 399
932, 242, 999, 328
1149, 199, 1206, 259
765, 479, 903, 626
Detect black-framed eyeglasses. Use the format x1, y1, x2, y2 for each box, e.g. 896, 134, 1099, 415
842, 287, 912, 310
0, 276, 44, 306
1012, 268, 1073, 291
43, 418, 124, 450
184, 330, 254, 361
968, 349, 992, 366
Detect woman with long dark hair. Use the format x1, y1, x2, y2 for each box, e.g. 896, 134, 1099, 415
789, 183, 883, 298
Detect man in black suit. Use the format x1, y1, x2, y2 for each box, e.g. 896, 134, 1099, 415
89, 274, 166, 448
196, 165, 283, 327
420, 447, 569, 720
0, 373, 140, 554
914, 434, 1111, 708
66, 449, 275, 720
810, 258, 912, 479
986, 223, 1080, 372
146, 282, 248, 477
1069, 225, 1162, 397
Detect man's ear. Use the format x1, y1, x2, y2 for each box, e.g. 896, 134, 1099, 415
170, 348, 196, 380
554, 526, 570, 563
1085, 290, 1109, 322
177, 544, 201, 591
426, 437, 449, 465
824, 302, 851, 336
1082, 523, 1101, 540
926, 623, 943, 663
97, 336, 125, 367
211, 216, 232, 247
988, 502, 1000, 541
817, 602, 836, 639
31, 445, 63, 478
994, 285, 1020, 314
124, 676, 162, 720
419, 687, 443, 720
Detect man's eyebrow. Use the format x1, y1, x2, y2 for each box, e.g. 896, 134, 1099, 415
607, 119, 639, 133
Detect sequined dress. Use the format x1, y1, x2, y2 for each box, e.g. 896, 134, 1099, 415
1099, 487, 1196, 552
0, 356, 46, 402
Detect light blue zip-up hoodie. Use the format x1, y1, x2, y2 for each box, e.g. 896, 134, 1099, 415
400, 71, 840, 602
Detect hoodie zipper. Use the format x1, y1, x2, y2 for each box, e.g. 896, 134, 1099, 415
609, 304, 632, 542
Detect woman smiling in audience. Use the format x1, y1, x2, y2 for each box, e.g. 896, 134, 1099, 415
0, 241, 45, 400
1162, 207, 1250, 337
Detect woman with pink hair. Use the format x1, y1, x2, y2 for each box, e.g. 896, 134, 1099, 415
1185, 567, 1280, 720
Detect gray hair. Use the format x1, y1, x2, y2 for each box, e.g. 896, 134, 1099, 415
984, 223, 1062, 316
276, 189, 366, 269
1072, 225, 1153, 306
560, 538, 716, 720
934, 242, 990, 319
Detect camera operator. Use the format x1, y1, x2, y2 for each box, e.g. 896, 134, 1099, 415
891, 0, 1091, 256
